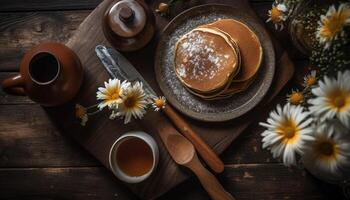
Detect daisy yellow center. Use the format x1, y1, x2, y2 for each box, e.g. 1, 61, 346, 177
111, 93, 119, 100
289, 92, 304, 105
270, 6, 282, 23
284, 127, 295, 138
320, 10, 349, 40
124, 94, 138, 109
306, 76, 317, 87
334, 96, 345, 107
327, 89, 349, 112
278, 118, 299, 144
108, 88, 121, 100
315, 138, 339, 161
155, 99, 165, 108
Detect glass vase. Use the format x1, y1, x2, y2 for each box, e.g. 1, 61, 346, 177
288, 0, 336, 55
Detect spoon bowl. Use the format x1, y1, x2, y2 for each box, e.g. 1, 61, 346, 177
166, 134, 195, 165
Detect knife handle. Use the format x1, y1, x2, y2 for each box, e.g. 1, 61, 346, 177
163, 105, 224, 173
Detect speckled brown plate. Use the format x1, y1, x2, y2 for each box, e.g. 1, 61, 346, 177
154, 4, 275, 122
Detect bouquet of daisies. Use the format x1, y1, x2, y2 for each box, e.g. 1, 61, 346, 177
75, 79, 166, 126
260, 70, 350, 182
262, 1, 350, 183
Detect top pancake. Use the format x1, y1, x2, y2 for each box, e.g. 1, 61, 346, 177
174, 27, 240, 93
201, 19, 263, 82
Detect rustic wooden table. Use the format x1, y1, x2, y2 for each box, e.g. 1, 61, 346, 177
0, 0, 346, 199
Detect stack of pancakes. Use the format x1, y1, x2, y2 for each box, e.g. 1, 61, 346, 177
174, 19, 263, 100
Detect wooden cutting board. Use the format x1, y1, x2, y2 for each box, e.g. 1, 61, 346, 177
44, 0, 294, 199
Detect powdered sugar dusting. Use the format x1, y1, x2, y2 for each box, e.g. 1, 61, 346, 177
176, 64, 187, 78
177, 30, 230, 81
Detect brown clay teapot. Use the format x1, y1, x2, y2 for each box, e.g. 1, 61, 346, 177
102, 0, 156, 52
1, 42, 83, 106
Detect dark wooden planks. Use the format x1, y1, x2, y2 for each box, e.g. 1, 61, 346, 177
0, 164, 343, 200
0, 0, 102, 12
0, 11, 90, 71
161, 164, 345, 200
0, 0, 274, 12
221, 123, 277, 164
0, 167, 137, 200
0, 104, 99, 167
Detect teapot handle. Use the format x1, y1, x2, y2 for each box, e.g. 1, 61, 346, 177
1, 74, 26, 95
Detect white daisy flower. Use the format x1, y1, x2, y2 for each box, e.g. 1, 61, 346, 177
117, 81, 148, 124
302, 121, 350, 181
259, 104, 314, 166
152, 96, 166, 111
309, 70, 350, 128
316, 3, 350, 49
266, 2, 289, 30
96, 79, 130, 110
303, 70, 317, 88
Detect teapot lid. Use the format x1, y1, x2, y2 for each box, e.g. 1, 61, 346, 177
106, 0, 146, 38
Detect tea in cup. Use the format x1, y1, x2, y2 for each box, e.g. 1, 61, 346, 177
109, 131, 159, 183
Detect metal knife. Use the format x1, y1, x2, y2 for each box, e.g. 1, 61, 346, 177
95, 45, 224, 173
95, 45, 155, 95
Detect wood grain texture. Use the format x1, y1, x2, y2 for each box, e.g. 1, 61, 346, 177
0, 0, 102, 12
0, 11, 90, 71
0, 0, 274, 11
0, 165, 344, 200
161, 164, 345, 200
32, 0, 293, 199
0, 104, 98, 167
0, 167, 137, 200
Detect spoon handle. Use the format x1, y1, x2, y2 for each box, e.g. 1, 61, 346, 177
163, 105, 224, 173
188, 155, 235, 200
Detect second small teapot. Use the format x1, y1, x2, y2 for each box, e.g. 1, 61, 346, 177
102, 0, 156, 52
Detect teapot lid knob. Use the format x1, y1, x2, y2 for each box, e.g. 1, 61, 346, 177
105, 0, 146, 38
119, 5, 134, 23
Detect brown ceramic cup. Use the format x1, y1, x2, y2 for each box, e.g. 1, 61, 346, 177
1, 42, 83, 106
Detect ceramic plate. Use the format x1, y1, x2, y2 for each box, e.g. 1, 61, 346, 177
154, 4, 275, 122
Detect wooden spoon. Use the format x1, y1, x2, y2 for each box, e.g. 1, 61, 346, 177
157, 122, 235, 200
163, 105, 224, 173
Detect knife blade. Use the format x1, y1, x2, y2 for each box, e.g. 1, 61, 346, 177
95, 45, 224, 173
95, 45, 156, 97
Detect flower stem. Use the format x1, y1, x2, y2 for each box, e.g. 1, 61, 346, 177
87, 109, 101, 116
87, 103, 99, 110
